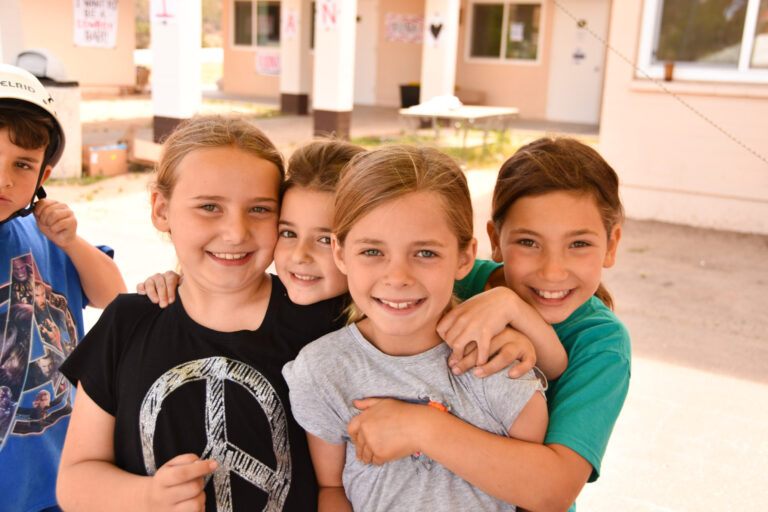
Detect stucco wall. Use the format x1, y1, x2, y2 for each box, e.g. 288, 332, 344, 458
221, 0, 281, 98
600, 0, 768, 234
375, 0, 424, 107
18, 0, 134, 86
454, 0, 553, 118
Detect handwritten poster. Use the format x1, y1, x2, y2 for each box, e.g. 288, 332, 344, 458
150, 0, 178, 25
256, 50, 280, 75
385, 13, 423, 44
318, 0, 340, 31
73, 0, 118, 48
283, 8, 299, 40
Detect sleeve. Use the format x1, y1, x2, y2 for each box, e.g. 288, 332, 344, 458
483, 368, 545, 433
59, 295, 125, 416
544, 332, 630, 482
453, 259, 503, 301
282, 340, 351, 445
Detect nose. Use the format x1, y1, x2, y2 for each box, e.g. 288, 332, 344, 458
383, 256, 413, 287
290, 238, 313, 264
222, 212, 250, 244
538, 249, 569, 282
0, 161, 11, 188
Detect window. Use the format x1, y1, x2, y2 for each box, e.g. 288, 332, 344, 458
232, 0, 281, 47
638, 0, 768, 82
468, 2, 542, 62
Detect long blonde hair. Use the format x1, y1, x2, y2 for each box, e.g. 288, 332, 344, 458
152, 115, 284, 199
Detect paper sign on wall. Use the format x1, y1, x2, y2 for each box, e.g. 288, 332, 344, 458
509, 22, 524, 42
318, 0, 340, 31
427, 13, 444, 47
73, 0, 118, 48
385, 13, 423, 43
150, 0, 178, 25
283, 8, 299, 40
256, 50, 280, 75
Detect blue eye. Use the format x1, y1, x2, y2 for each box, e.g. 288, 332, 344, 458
251, 206, 270, 214
362, 249, 381, 257
416, 250, 437, 258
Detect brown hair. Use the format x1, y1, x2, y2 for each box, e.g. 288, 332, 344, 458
152, 115, 284, 199
492, 137, 624, 309
0, 103, 53, 166
284, 138, 365, 194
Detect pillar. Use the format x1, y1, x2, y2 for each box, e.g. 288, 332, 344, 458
420, 0, 460, 102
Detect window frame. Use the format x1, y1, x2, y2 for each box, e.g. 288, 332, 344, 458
637, 0, 768, 83
231, 0, 282, 50
465, 0, 545, 66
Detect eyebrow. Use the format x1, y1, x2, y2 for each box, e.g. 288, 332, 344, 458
192, 195, 278, 203
350, 237, 447, 246
18, 155, 40, 163
278, 219, 331, 231
508, 227, 600, 237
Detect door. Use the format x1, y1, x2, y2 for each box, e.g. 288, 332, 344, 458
354, 0, 378, 105
545, 0, 610, 124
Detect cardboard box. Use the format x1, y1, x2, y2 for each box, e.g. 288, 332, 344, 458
83, 143, 128, 177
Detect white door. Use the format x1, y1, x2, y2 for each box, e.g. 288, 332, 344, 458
354, 0, 378, 105
546, 0, 609, 124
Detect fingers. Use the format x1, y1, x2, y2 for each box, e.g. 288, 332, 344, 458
449, 342, 477, 376
137, 272, 178, 307
507, 350, 536, 379
352, 398, 381, 411
157, 455, 217, 486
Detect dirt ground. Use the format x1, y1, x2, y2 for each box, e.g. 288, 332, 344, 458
45, 94, 768, 510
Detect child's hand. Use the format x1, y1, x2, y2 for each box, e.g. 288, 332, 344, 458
451, 327, 537, 378
438, 287, 523, 369
137, 271, 181, 308
34, 199, 77, 249
145, 453, 217, 512
347, 398, 423, 465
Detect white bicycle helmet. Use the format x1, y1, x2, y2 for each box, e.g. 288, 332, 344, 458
0, 63, 65, 223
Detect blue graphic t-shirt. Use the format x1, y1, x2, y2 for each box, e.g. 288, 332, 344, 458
0, 215, 109, 512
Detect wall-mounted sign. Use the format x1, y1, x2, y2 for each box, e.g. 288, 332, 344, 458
150, 0, 178, 25
318, 0, 341, 31
256, 50, 280, 75
73, 0, 118, 48
427, 13, 444, 47
283, 8, 299, 40
385, 13, 423, 44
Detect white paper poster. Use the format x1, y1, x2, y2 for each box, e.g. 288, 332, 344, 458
150, 0, 178, 25
509, 22, 524, 42
283, 8, 299, 40
256, 50, 281, 75
318, 0, 340, 31
385, 13, 423, 44
427, 13, 444, 46
73, 0, 118, 48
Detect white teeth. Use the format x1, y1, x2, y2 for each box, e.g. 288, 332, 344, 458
212, 252, 248, 260
379, 299, 417, 309
293, 273, 319, 281
536, 289, 569, 300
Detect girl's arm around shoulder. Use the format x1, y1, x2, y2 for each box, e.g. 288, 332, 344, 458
438, 286, 567, 379
306, 434, 353, 512
57, 383, 217, 512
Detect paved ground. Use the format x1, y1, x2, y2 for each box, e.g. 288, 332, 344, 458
51, 94, 768, 511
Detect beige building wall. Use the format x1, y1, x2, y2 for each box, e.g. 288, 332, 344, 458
600, 0, 768, 234
454, 0, 553, 118
221, 0, 280, 97
374, 0, 424, 107
18, 0, 134, 86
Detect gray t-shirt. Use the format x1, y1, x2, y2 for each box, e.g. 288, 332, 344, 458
282, 323, 545, 512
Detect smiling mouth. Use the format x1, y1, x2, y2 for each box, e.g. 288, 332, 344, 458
209, 251, 250, 261
291, 272, 320, 282
534, 288, 572, 300
376, 298, 425, 310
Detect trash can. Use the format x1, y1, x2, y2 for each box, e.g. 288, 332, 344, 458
16, 49, 81, 179
399, 84, 420, 108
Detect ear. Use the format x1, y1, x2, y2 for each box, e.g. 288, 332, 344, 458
455, 237, 477, 280
150, 190, 171, 233
330, 234, 348, 275
39, 165, 53, 185
486, 220, 503, 263
603, 224, 622, 268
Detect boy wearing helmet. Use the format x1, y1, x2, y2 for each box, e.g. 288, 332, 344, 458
0, 63, 125, 511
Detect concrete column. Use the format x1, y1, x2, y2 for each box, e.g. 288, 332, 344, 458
280, 0, 312, 115
150, 0, 202, 142
0, 0, 24, 64
419, 0, 460, 102
312, 0, 357, 139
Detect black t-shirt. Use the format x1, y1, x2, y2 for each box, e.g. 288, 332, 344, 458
61, 275, 346, 511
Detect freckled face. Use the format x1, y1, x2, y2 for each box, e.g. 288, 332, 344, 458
489, 191, 620, 324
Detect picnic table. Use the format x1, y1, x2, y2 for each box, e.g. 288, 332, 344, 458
399, 105, 520, 159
